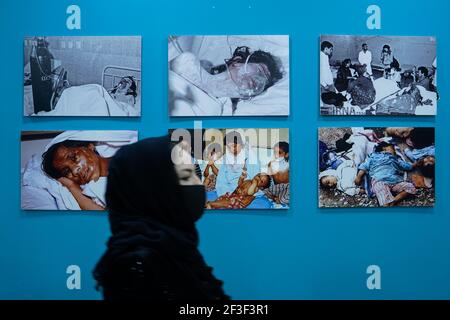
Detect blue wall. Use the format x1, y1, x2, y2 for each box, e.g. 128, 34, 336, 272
1, 0, 449, 299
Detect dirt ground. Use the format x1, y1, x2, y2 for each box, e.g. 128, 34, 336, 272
318, 127, 435, 208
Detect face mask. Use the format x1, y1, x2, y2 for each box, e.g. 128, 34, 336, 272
179, 185, 206, 222
225, 54, 269, 99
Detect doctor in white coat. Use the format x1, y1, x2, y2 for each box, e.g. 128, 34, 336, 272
358, 43, 373, 76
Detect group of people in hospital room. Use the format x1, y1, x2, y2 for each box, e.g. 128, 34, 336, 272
200, 131, 290, 209
320, 40, 438, 114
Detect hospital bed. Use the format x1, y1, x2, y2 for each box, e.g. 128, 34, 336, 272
23, 65, 141, 116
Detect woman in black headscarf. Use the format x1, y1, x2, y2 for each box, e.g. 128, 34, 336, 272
93, 135, 229, 300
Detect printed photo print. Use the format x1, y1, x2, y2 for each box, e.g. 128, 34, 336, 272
21, 130, 138, 210
318, 127, 435, 208
24, 36, 141, 116
320, 35, 437, 116
168, 35, 289, 116
170, 128, 290, 209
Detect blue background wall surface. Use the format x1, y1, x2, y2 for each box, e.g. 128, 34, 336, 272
0, 0, 449, 299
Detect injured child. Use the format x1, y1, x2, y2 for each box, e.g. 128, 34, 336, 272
354, 142, 423, 207
41, 140, 111, 210
206, 172, 271, 209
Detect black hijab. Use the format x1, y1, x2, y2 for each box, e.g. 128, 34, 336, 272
93, 135, 228, 300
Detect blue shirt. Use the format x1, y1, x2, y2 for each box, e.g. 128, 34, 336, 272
358, 152, 413, 184
404, 145, 435, 162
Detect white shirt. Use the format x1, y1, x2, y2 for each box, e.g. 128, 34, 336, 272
320, 51, 334, 87
358, 50, 373, 74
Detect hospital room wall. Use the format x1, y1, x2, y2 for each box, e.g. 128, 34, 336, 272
321, 35, 436, 68
23, 36, 141, 86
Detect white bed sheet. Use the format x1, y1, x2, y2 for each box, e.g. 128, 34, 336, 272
23, 84, 140, 117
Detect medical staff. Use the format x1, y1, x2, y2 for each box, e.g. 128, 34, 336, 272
358, 43, 373, 76
320, 41, 335, 91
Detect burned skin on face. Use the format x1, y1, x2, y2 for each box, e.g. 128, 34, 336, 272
52, 144, 101, 185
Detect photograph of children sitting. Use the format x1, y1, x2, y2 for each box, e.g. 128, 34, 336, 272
169, 35, 289, 116
318, 127, 435, 208
21, 130, 138, 210
170, 128, 289, 210
320, 35, 437, 116
23, 36, 141, 117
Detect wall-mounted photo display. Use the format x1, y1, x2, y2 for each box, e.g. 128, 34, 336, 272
168, 35, 289, 116
319, 35, 437, 116
318, 127, 435, 208
170, 128, 290, 210
23, 36, 141, 117
21, 130, 138, 210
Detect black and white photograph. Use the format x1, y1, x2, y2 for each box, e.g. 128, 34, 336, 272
320, 35, 437, 116
23, 36, 141, 116
168, 35, 289, 116
21, 130, 138, 210
319, 127, 435, 208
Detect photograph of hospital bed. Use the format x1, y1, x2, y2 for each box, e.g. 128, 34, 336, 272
319, 127, 435, 208
168, 35, 289, 116
23, 36, 141, 117
319, 35, 437, 116
21, 130, 138, 211
170, 128, 289, 210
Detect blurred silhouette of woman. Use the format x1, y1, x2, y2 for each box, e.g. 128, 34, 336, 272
93, 136, 229, 300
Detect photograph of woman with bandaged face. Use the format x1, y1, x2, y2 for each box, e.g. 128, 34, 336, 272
23, 36, 141, 116
318, 127, 435, 208
168, 35, 289, 116
21, 131, 138, 210
170, 128, 289, 210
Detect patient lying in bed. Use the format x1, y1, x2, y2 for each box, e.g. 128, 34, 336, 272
206, 172, 271, 209
41, 140, 111, 210
25, 74, 140, 116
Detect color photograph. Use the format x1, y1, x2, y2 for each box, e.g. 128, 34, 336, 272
170, 128, 290, 209
21, 130, 138, 210
319, 127, 435, 207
